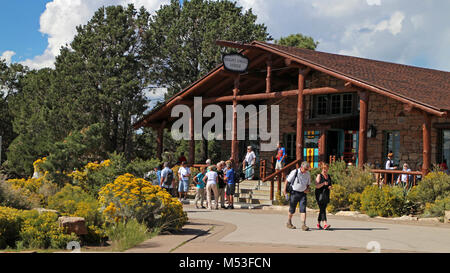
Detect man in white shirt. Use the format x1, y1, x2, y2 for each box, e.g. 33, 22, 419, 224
178, 161, 191, 201
283, 161, 311, 231
242, 146, 256, 180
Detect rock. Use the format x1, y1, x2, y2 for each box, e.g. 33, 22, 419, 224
392, 215, 418, 221
58, 216, 88, 235
335, 211, 360, 217
418, 217, 441, 223
34, 208, 59, 215
445, 211, 450, 224
356, 214, 370, 219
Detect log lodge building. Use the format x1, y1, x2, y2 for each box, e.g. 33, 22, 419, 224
134, 41, 450, 177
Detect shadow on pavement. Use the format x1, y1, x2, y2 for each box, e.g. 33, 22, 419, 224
325, 227, 389, 231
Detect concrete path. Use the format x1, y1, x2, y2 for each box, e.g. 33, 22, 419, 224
128, 205, 450, 253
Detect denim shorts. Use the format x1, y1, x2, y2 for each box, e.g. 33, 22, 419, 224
178, 179, 189, 192
289, 191, 307, 214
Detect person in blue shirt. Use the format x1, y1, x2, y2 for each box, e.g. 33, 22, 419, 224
275, 142, 286, 180
156, 164, 162, 186
193, 167, 206, 209
224, 160, 236, 209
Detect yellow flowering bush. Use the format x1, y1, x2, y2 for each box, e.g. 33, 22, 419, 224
360, 185, 406, 217
33, 157, 47, 177
99, 173, 187, 231
48, 184, 107, 244
68, 160, 113, 195
0, 206, 77, 250
4, 176, 58, 208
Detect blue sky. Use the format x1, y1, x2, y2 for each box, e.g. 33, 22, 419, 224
1, 0, 449, 73
0, 0, 51, 64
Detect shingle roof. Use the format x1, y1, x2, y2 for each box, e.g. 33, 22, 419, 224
254, 41, 450, 111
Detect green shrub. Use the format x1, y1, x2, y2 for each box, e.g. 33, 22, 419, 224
360, 185, 406, 217
423, 196, 450, 218
0, 206, 23, 249
407, 171, 450, 206
0, 206, 77, 250
48, 184, 106, 245
327, 184, 347, 213
106, 219, 154, 252
349, 192, 362, 211
0, 180, 39, 210
18, 210, 78, 249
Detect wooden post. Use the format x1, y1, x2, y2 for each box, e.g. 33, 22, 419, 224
358, 91, 369, 168
156, 121, 165, 160
231, 74, 240, 168
296, 70, 305, 166
189, 107, 195, 165
319, 130, 326, 163
266, 55, 272, 93
422, 112, 432, 175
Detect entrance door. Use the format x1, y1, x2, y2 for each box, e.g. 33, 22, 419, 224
326, 130, 344, 162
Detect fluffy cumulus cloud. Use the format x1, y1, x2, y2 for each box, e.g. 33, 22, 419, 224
21, 0, 169, 69
1, 50, 16, 65
23, 0, 450, 72
234, 0, 450, 72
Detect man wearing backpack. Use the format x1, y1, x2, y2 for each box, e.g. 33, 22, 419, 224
283, 161, 311, 231
160, 162, 175, 197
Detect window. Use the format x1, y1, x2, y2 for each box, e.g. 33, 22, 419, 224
284, 133, 296, 163
331, 95, 341, 115
317, 95, 328, 116
383, 131, 400, 165
313, 93, 355, 117
441, 130, 450, 165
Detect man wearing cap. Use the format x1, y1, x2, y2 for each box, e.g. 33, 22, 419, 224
283, 161, 311, 231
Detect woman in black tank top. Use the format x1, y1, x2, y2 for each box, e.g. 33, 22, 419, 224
315, 163, 332, 230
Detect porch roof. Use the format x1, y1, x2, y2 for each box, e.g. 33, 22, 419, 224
134, 40, 450, 129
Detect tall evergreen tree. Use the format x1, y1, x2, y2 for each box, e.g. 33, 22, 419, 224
145, 0, 271, 161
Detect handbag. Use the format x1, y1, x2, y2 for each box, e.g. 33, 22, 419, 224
286, 169, 298, 194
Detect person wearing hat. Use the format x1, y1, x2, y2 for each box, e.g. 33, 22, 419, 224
385, 152, 397, 184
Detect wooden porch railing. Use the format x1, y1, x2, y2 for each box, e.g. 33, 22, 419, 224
371, 169, 422, 187
262, 158, 302, 201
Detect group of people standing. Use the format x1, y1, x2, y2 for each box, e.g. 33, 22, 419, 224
156, 158, 237, 210
194, 160, 236, 210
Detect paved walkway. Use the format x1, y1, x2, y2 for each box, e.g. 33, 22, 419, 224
127, 205, 450, 253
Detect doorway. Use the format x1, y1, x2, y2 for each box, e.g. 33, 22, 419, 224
326, 130, 344, 162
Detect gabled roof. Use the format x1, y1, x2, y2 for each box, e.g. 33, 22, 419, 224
253, 41, 450, 112
134, 40, 449, 128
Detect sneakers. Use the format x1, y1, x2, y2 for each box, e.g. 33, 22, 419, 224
301, 224, 310, 231
286, 222, 296, 229
201, 206, 206, 209
324, 224, 331, 230
317, 223, 323, 230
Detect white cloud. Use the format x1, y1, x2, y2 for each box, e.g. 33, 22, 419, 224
21, 0, 169, 69
374, 11, 404, 35
234, 0, 450, 71
1, 50, 16, 65
366, 0, 381, 6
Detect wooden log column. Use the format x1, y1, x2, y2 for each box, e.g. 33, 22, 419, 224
319, 130, 326, 163
266, 55, 272, 93
231, 74, 240, 167
189, 106, 195, 165
358, 91, 369, 168
296, 70, 306, 165
422, 112, 432, 175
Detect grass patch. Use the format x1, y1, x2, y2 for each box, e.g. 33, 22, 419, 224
106, 219, 160, 252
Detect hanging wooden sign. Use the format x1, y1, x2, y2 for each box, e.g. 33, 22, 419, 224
223, 53, 249, 73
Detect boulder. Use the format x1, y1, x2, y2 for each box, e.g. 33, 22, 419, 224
392, 215, 418, 221
58, 216, 88, 235
445, 211, 450, 223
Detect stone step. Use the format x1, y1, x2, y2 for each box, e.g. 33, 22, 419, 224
237, 198, 273, 205
238, 193, 272, 200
